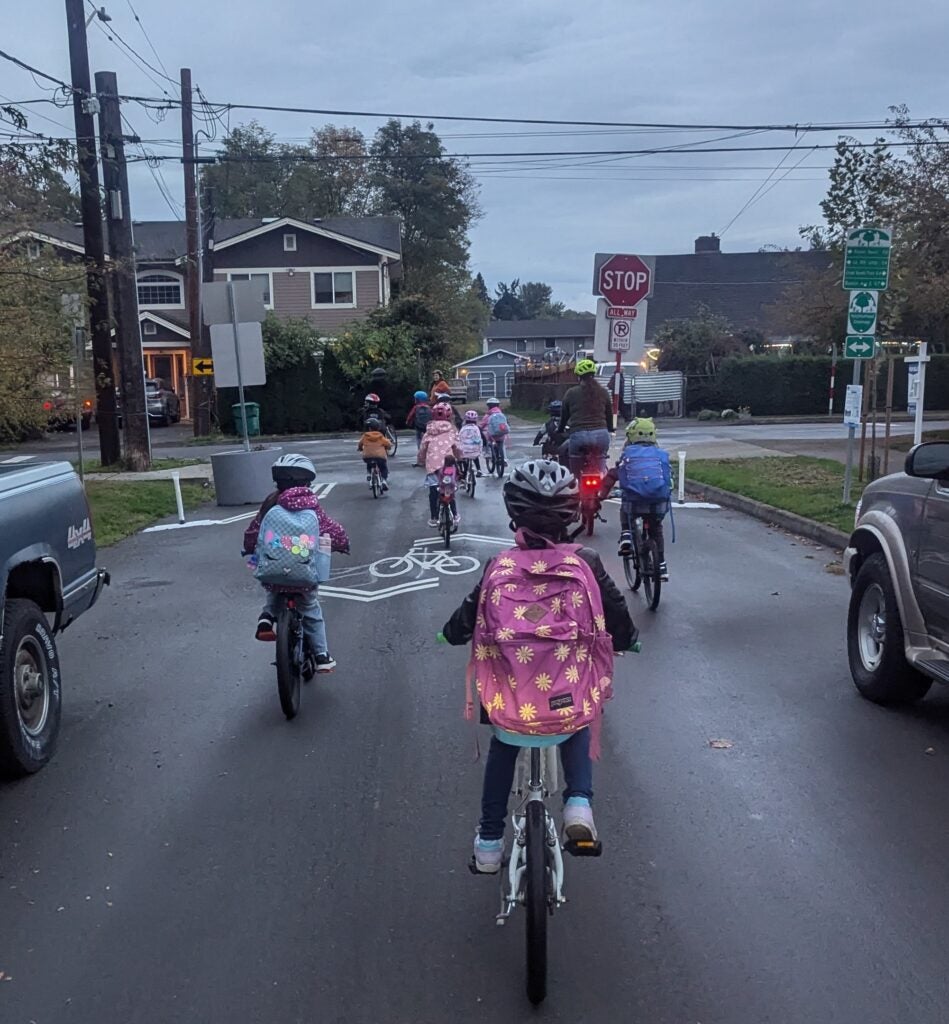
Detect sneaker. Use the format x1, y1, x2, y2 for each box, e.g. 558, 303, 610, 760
659, 561, 669, 582
381, 481, 389, 492
314, 652, 336, 673
476, 471, 483, 478
618, 532, 633, 556
452, 514, 461, 527
562, 797, 598, 843
428, 517, 439, 528
472, 833, 503, 874
255, 613, 276, 642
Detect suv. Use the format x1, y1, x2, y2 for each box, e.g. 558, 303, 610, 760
845, 441, 949, 704
145, 378, 181, 426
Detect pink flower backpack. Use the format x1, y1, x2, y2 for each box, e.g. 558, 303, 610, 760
466, 531, 615, 757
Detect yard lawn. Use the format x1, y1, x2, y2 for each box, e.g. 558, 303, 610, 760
687, 456, 864, 533
85, 479, 211, 546
80, 457, 205, 473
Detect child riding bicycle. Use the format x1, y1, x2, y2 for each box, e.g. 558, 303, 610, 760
480, 398, 510, 467
357, 416, 392, 493
457, 409, 485, 477
418, 403, 463, 528
442, 459, 637, 873
533, 399, 566, 459
243, 454, 350, 673
598, 418, 672, 581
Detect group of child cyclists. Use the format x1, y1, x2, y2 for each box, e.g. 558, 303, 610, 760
246, 360, 673, 871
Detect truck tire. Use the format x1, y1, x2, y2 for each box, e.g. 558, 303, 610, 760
847, 553, 932, 705
0, 599, 62, 777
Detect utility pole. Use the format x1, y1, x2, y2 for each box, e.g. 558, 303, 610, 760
198, 181, 216, 431
64, 0, 120, 465
95, 70, 151, 470
180, 68, 209, 435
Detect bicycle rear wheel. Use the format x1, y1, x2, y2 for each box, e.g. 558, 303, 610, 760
494, 445, 505, 478
275, 607, 302, 719
484, 446, 496, 475
467, 466, 477, 499
525, 800, 548, 1006
371, 470, 380, 499
623, 551, 641, 591
440, 507, 452, 550
641, 536, 662, 611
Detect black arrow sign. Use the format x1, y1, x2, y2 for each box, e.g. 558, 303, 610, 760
193, 360, 213, 374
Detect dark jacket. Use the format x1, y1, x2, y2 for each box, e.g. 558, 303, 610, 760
443, 539, 637, 652
533, 416, 566, 456
558, 379, 614, 434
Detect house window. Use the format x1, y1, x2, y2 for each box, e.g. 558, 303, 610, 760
515, 339, 527, 353
312, 270, 355, 307
26, 241, 41, 260
227, 272, 272, 307
544, 338, 556, 349
143, 321, 157, 336
137, 272, 183, 308
283, 233, 297, 252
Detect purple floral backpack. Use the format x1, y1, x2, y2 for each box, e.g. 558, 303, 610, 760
466, 531, 615, 757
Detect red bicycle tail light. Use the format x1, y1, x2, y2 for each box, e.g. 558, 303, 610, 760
43, 401, 53, 411
581, 475, 600, 491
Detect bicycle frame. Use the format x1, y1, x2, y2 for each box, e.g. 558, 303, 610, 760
496, 747, 566, 925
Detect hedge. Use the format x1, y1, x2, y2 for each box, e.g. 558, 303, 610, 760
687, 354, 949, 416
216, 351, 435, 435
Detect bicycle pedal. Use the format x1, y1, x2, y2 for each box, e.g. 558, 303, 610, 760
564, 838, 603, 858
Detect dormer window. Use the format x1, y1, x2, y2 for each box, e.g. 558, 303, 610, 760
143, 320, 157, 335
137, 272, 184, 308
26, 241, 41, 259
283, 233, 297, 252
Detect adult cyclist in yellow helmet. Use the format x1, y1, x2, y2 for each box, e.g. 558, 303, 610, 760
557, 358, 614, 474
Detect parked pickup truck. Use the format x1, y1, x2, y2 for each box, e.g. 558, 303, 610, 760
0, 462, 108, 776
845, 441, 949, 705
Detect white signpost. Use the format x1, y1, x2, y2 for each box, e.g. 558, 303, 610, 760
905, 342, 930, 446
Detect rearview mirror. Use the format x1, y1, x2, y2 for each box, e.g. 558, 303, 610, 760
905, 441, 949, 481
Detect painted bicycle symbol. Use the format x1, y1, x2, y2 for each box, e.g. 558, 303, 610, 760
369, 547, 480, 579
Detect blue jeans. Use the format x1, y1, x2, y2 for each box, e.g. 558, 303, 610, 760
479, 730, 593, 841
568, 429, 610, 475
262, 590, 328, 655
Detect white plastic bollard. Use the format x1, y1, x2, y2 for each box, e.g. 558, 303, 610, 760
172, 471, 186, 524
677, 451, 687, 504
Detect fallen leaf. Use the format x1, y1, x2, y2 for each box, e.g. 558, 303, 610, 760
771, 591, 780, 597
824, 562, 846, 576
708, 739, 733, 750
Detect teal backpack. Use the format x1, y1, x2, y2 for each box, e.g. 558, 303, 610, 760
254, 505, 329, 589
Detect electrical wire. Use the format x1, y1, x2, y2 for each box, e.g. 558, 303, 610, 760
123, 0, 172, 80
719, 131, 809, 236
85, 0, 177, 91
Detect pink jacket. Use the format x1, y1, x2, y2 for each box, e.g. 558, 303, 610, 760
244, 486, 350, 554
418, 420, 462, 474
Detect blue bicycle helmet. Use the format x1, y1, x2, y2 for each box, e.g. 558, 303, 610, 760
414, 390, 428, 401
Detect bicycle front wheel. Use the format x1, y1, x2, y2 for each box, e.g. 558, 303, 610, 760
641, 536, 662, 611
387, 428, 399, 457
275, 608, 302, 720
525, 800, 548, 1006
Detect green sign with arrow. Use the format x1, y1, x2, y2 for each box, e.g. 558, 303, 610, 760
843, 226, 892, 290
845, 336, 876, 360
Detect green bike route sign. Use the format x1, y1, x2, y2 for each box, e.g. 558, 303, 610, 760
845, 336, 877, 360
843, 227, 892, 290
847, 290, 878, 334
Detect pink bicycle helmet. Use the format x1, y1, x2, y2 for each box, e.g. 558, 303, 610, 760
464, 410, 479, 422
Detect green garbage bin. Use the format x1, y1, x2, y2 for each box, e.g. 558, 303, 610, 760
232, 401, 261, 437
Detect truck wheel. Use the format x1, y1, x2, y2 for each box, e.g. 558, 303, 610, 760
847, 553, 932, 705
0, 599, 62, 777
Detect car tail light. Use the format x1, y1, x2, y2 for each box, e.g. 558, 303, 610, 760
581, 475, 601, 492
42, 401, 53, 411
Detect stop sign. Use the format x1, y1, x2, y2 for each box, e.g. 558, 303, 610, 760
597, 254, 651, 308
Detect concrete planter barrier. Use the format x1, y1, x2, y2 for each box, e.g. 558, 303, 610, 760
210, 447, 282, 506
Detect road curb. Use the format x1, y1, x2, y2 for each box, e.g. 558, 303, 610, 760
685, 478, 850, 551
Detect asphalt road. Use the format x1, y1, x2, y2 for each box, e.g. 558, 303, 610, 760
7, 416, 949, 466
4, 437, 949, 1022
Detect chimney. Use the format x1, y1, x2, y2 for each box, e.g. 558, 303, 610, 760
695, 233, 721, 254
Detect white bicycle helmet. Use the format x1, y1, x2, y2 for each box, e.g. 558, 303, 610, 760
485, 397, 501, 407
503, 459, 579, 535
272, 453, 316, 487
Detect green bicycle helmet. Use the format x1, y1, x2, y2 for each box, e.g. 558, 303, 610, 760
574, 358, 597, 377
626, 417, 657, 444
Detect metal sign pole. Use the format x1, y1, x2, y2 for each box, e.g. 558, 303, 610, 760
914, 342, 928, 447
227, 280, 251, 452
843, 359, 862, 504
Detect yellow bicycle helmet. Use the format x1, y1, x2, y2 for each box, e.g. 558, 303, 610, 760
574, 358, 597, 377
626, 417, 657, 444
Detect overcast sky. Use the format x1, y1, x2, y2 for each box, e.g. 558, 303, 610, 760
3, 0, 947, 310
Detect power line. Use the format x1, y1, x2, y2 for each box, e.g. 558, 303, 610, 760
90, 17, 173, 98
122, 0, 172, 80
719, 133, 809, 236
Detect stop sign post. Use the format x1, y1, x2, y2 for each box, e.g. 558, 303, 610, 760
592, 252, 654, 419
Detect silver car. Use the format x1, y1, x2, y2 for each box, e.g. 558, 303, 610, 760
845, 441, 949, 703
